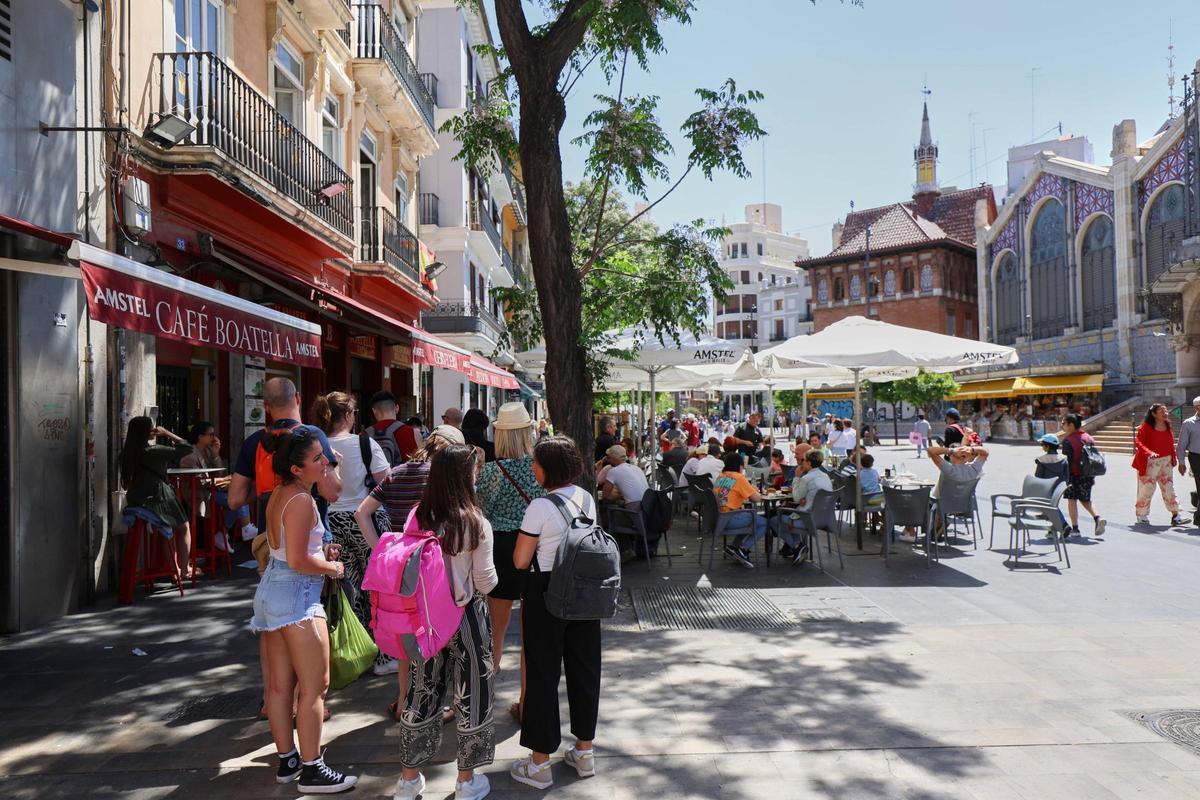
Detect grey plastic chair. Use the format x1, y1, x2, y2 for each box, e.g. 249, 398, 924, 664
989, 475, 1058, 549
801, 488, 843, 572
881, 484, 935, 566
684, 473, 713, 532
1009, 481, 1070, 568
698, 490, 759, 570
935, 477, 981, 549
745, 465, 772, 488
607, 505, 654, 570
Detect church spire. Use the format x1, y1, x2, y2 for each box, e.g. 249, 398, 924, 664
913, 85, 940, 215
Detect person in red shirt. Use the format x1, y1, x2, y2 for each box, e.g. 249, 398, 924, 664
681, 414, 701, 448
1133, 403, 1185, 526
369, 391, 422, 462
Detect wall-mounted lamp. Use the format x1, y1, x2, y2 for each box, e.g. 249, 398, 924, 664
143, 113, 196, 148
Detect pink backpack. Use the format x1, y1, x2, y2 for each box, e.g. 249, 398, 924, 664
362, 507, 464, 661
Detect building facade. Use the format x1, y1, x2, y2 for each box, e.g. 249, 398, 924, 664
712, 203, 809, 349
801, 101, 997, 338
975, 93, 1191, 405
416, 0, 527, 417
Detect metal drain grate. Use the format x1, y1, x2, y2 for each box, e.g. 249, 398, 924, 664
1127, 710, 1200, 757
630, 586, 795, 630
163, 688, 261, 723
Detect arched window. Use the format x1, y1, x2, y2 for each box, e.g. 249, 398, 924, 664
1029, 199, 1068, 339
833, 277, 845, 301
901, 268, 914, 293
993, 252, 1021, 345
1080, 216, 1116, 331
1145, 183, 1186, 288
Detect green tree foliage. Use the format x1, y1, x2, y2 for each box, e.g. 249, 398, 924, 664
773, 390, 809, 411
867, 372, 961, 442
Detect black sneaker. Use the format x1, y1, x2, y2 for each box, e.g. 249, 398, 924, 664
298, 759, 357, 794
1093, 518, 1106, 536
791, 543, 810, 566
276, 751, 301, 784
1067, 526, 1080, 537
779, 544, 796, 560
723, 544, 755, 569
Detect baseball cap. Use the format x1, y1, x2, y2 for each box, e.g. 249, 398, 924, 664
428, 424, 465, 444
945, 407, 960, 417
1039, 433, 1060, 446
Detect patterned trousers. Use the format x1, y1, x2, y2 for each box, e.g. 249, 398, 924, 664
399, 595, 495, 770
326, 509, 388, 633
1136, 456, 1180, 517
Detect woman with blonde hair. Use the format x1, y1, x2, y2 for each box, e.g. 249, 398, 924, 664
475, 403, 545, 722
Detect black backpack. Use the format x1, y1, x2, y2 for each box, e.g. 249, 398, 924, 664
359, 434, 378, 489
1066, 434, 1107, 478
540, 494, 621, 620
640, 488, 674, 535
370, 420, 405, 467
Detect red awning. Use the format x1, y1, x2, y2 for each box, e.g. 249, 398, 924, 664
469, 356, 519, 390
0, 212, 76, 247
70, 241, 324, 368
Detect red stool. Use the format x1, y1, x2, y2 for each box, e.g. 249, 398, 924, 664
118, 519, 185, 604
195, 482, 234, 578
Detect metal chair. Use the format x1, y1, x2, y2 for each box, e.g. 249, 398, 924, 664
1009, 482, 1071, 568
745, 465, 772, 487
989, 475, 1059, 549
934, 477, 982, 550
782, 464, 797, 484
607, 505, 654, 570
641, 487, 675, 566
655, 464, 681, 491
881, 484, 935, 566
789, 488, 842, 572
683, 473, 713, 531
698, 491, 760, 569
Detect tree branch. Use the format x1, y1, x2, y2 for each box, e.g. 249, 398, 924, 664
589, 162, 695, 261
583, 48, 629, 278
539, 0, 595, 80
560, 50, 600, 98
493, 0, 536, 82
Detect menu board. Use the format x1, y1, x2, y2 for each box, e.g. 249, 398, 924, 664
244, 357, 266, 440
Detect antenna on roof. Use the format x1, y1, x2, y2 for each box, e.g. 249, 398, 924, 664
1167, 19, 1178, 120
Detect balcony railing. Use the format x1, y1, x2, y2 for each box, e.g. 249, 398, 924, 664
419, 193, 439, 226
501, 246, 515, 281
420, 73, 439, 107
503, 162, 526, 221
336, 25, 351, 49
353, 3, 436, 132
422, 301, 506, 342
468, 200, 502, 255
511, 244, 528, 286
359, 205, 420, 284
153, 52, 353, 238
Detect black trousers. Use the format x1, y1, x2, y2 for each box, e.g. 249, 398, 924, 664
520, 571, 601, 754
1188, 453, 1200, 518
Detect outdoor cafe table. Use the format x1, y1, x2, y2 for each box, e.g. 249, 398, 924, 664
167, 466, 227, 584
749, 489, 789, 566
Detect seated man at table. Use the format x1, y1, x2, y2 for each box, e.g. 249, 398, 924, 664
772, 450, 833, 563
713, 452, 768, 569
900, 444, 988, 543
683, 443, 724, 484
661, 438, 689, 482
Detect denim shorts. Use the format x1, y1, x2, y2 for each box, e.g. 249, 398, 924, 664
249, 559, 326, 633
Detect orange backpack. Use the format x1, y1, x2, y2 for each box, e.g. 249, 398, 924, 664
254, 421, 304, 497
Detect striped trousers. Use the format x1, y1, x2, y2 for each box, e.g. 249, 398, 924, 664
398, 594, 495, 770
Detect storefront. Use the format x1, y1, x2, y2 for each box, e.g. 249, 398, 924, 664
952, 372, 1104, 440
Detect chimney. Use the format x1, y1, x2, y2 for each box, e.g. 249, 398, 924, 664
831, 221, 844, 249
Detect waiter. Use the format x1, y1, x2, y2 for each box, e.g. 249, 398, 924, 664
1176, 396, 1200, 526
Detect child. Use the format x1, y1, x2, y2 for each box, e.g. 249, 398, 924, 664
769, 448, 786, 489
858, 453, 884, 531
1034, 433, 1069, 485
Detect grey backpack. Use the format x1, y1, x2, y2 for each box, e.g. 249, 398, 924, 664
536, 493, 621, 620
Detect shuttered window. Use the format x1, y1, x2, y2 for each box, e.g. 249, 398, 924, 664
993, 252, 1021, 345
1080, 216, 1116, 331
1145, 183, 1187, 290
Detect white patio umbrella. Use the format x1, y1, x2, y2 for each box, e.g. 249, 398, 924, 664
757, 316, 1019, 550
517, 326, 751, 470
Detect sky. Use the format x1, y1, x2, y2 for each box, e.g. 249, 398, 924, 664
489, 0, 1200, 255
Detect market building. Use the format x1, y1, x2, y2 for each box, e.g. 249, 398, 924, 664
799, 99, 998, 342
970, 69, 1194, 432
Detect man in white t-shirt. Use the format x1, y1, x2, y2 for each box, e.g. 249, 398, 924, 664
681, 443, 724, 483
598, 445, 649, 510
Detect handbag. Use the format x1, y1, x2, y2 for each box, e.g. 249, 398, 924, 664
324, 581, 378, 689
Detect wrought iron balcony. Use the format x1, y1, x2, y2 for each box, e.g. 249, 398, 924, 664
769, 332, 787, 342
419, 193, 439, 226
501, 246, 515, 282
152, 52, 353, 238
421, 301, 506, 342
358, 205, 420, 284
503, 162, 526, 223
352, 3, 436, 133
420, 73, 439, 107
468, 200, 502, 256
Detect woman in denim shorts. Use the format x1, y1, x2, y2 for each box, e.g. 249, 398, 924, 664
249, 428, 357, 794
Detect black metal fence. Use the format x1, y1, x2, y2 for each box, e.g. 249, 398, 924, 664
360, 205, 419, 283
468, 200, 502, 255
419, 193, 439, 226
153, 51, 353, 238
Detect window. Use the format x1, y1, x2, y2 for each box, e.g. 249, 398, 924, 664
740, 242, 748, 257
395, 172, 409, 223
175, 0, 223, 54
729, 244, 737, 259
757, 242, 764, 256
818, 278, 829, 303
919, 264, 934, 292
867, 272, 879, 297
773, 319, 784, 340
945, 310, 956, 337
774, 299, 783, 312
1146, 183, 1187, 289
321, 96, 341, 164
1029, 199, 1068, 339
833, 277, 845, 301
1081, 215, 1116, 331
757, 272, 762, 283
901, 268, 914, 292
883, 269, 896, 296
740, 270, 749, 284
273, 41, 305, 130
993, 252, 1021, 345
469, 263, 477, 305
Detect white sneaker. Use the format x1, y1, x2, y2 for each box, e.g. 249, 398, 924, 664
510, 756, 553, 789
455, 773, 490, 800
215, 532, 235, 553
394, 773, 425, 800
1136, 516, 1149, 524
564, 746, 595, 778
373, 654, 400, 675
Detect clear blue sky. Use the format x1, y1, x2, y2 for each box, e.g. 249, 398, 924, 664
490, 0, 1200, 255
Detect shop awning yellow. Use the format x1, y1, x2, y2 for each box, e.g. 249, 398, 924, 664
1012, 373, 1104, 395
952, 378, 1017, 400
808, 390, 856, 400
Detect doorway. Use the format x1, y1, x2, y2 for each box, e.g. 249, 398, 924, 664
156, 366, 191, 438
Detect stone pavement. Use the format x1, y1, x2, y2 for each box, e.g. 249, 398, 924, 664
6, 441, 1200, 798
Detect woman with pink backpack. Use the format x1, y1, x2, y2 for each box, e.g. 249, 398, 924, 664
391, 445, 498, 800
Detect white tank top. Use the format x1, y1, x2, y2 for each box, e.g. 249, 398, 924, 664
269, 492, 326, 562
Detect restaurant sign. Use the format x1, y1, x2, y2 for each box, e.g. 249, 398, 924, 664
81, 260, 323, 368
388, 344, 413, 368
348, 335, 377, 360
411, 337, 470, 372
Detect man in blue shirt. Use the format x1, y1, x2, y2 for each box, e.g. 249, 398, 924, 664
227, 377, 341, 529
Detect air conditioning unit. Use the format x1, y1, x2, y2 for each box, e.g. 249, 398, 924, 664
122, 176, 152, 236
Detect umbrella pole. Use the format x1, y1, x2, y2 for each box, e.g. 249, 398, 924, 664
802, 380, 808, 437
635, 384, 642, 458
853, 368, 864, 551
650, 370, 659, 479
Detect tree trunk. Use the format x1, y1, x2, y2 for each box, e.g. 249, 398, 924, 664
516, 83, 595, 482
